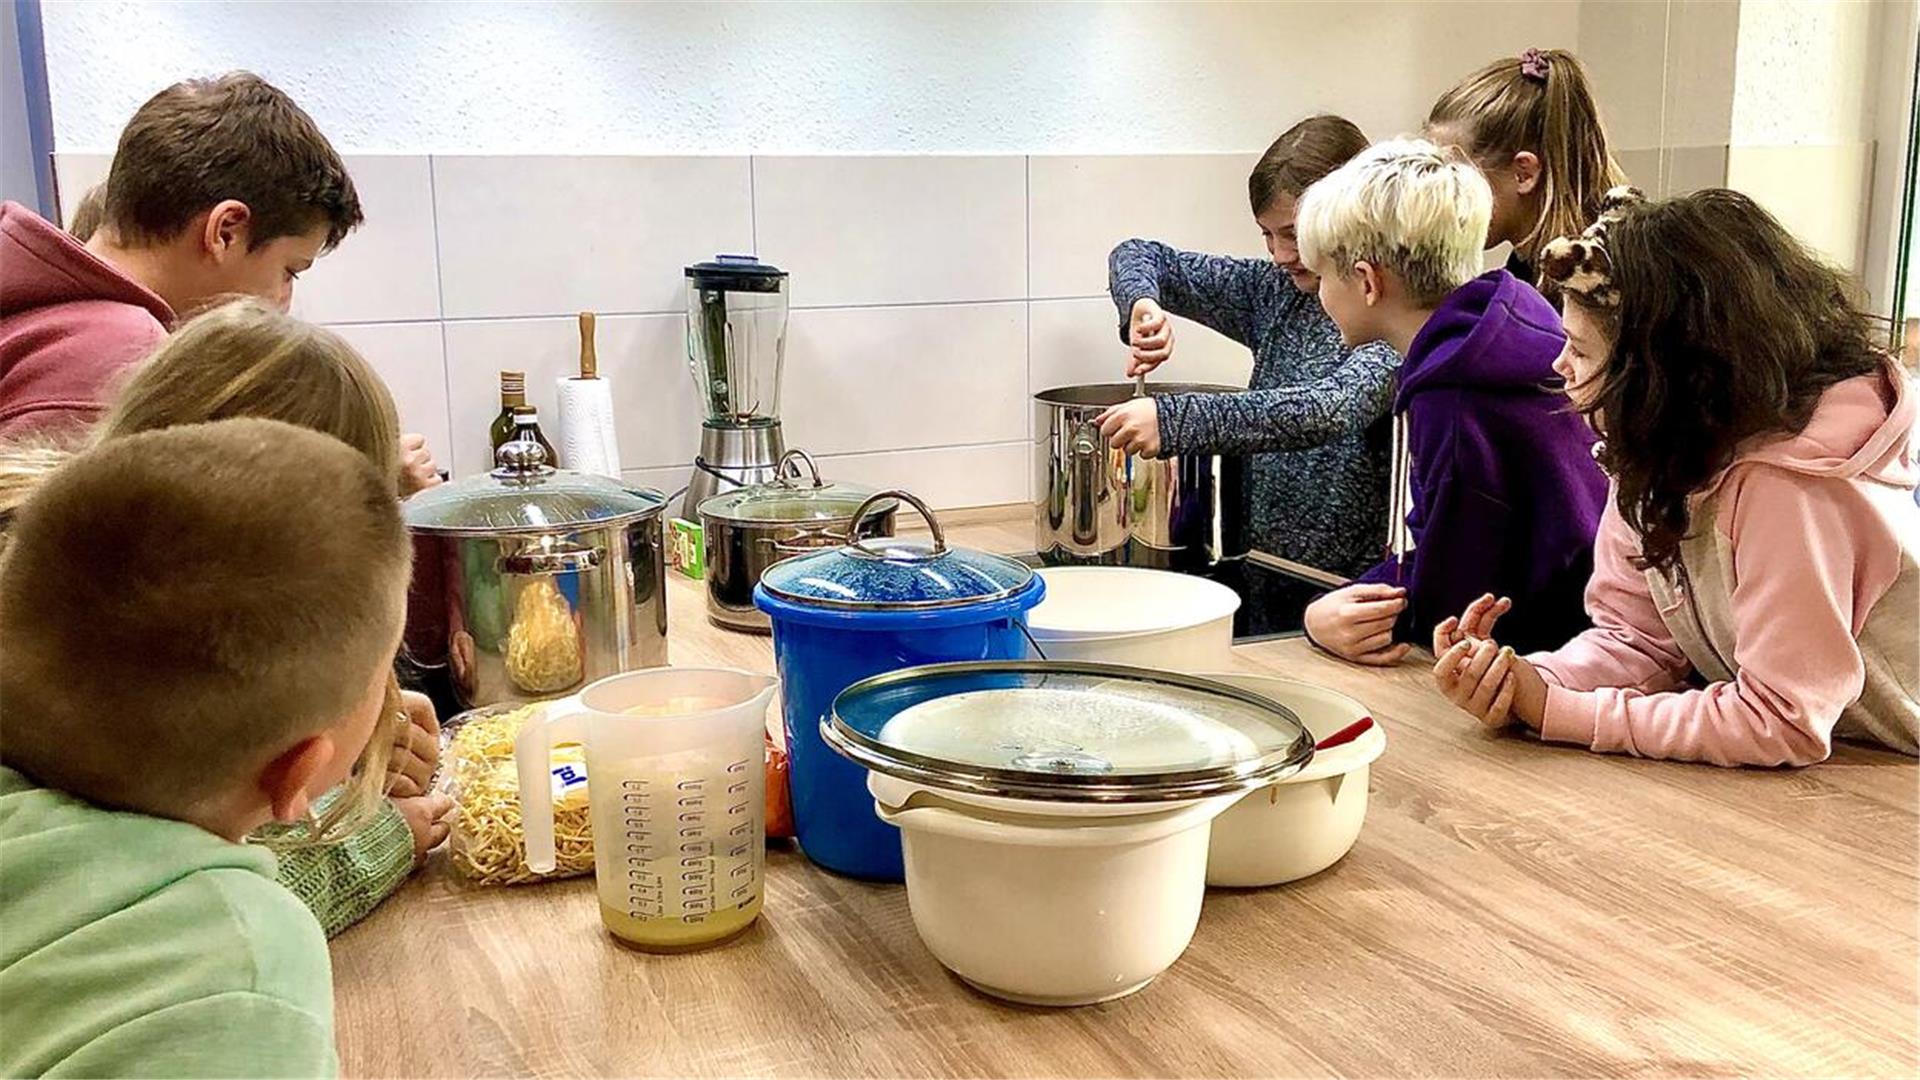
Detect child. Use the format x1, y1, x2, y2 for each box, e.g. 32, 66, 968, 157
1294, 139, 1606, 665
1433, 189, 1919, 766
1426, 48, 1628, 303
0, 72, 365, 438
0, 298, 450, 936
0, 418, 412, 1076
1101, 115, 1401, 575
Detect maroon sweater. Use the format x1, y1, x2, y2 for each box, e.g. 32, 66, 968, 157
0, 201, 172, 438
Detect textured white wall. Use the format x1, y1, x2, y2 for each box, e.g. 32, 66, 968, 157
41, 0, 1580, 154
1731, 0, 1881, 147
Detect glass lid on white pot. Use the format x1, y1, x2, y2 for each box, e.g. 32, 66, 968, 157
404, 439, 667, 536
825, 661, 1314, 803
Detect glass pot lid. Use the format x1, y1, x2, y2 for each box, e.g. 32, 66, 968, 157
826, 661, 1314, 803
758, 490, 1034, 610
404, 439, 667, 535
697, 449, 897, 525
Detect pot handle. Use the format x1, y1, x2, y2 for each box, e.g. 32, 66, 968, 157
845, 489, 945, 558
516, 697, 591, 875
502, 538, 604, 575
776, 448, 824, 488
765, 522, 852, 555
871, 794, 1231, 848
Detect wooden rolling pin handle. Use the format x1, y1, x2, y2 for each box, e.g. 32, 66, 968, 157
577, 311, 598, 379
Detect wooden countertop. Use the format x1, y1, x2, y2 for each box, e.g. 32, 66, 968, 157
331, 512, 1918, 1078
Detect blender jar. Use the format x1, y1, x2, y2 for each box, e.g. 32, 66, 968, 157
685, 256, 789, 424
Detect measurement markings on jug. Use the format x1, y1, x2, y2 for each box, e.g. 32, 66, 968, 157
620, 778, 668, 919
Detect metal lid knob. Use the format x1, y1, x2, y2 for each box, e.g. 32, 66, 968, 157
492, 437, 554, 479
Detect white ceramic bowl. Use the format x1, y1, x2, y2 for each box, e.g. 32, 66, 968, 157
1028, 567, 1239, 670
1201, 674, 1385, 887
868, 772, 1236, 1007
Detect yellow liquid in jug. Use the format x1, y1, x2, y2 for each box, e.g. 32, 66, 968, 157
589, 749, 764, 952
599, 894, 762, 952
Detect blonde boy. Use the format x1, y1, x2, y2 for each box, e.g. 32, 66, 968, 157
0, 418, 410, 1077
1294, 138, 1606, 665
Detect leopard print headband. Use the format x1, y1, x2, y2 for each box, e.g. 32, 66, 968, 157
1538, 185, 1645, 307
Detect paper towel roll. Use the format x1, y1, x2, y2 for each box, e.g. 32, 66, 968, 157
555, 376, 622, 479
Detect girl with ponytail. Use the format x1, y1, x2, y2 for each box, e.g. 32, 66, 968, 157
1426, 47, 1628, 303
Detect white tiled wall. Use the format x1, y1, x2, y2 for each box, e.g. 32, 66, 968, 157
52, 151, 1280, 510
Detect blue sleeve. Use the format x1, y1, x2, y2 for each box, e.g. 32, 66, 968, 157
1154, 340, 1399, 456
1108, 239, 1279, 348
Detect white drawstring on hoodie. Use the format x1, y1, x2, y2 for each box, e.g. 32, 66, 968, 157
1387, 410, 1415, 583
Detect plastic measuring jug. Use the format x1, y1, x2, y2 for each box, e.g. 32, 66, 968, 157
517, 667, 777, 951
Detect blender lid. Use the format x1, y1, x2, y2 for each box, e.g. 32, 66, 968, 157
404, 441, 667, 535
697, 449, 896, 525
827, 662, 1315, 803
686, 254, 786, 292
757, 490, 1033, 611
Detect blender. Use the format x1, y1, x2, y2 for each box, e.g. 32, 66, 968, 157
683, 256, 790, 517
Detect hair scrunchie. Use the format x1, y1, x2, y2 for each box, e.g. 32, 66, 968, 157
1519, 48, 1550, 82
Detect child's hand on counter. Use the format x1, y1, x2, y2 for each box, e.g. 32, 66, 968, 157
385, 690, 442, 799
1432, 593, 1512, 651
1432, 634, 1548, 731
1303, 584, 1412, 666
392, 791, 454, 865
1127, 299, 1175, 375
1095, 397, 1162, 457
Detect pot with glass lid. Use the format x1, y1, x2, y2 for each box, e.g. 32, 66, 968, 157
404, 439, 669, 709
697, 449, 897, 633
826, 661, 1313, 1006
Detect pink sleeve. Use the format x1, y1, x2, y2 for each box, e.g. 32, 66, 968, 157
1534, 467, 1901, 767
1526, 498, 1692, 695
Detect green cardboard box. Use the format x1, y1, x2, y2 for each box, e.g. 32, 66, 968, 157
668, 517, 705, 580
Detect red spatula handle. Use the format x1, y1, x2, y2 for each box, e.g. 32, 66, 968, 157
1314, 716, 1375, 751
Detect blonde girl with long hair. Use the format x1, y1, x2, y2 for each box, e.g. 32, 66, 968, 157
1426, 47, 1628, 304
0, 297, 451, 936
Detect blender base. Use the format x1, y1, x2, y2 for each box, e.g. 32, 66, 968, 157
684, 420, 786, 518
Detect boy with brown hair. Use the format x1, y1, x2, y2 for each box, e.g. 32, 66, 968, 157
0, 418, 412, 1077
0, 71, 363, 438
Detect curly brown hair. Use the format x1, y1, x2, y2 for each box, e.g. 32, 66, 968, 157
1542, 189, 1883, 573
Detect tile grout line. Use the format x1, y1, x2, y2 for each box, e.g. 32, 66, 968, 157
748, 156, 758, 253
425, 155, 456, 471
319, 295, 1112, 330
1023, 153, 1035, 505
618, 436, 1037, 473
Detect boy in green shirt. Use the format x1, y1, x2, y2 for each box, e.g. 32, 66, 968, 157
0, 418, 413, 1078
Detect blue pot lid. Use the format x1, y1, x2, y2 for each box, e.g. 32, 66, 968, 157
760, 537, 1034, 611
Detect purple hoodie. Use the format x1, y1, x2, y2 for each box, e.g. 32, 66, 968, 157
1354, 269, 1606, 652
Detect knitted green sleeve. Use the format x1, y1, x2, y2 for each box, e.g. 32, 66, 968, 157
259, 797, 416, 938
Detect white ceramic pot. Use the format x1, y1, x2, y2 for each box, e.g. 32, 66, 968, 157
869, 772, 1236, 1007
1202, 674, 1386, 887
1028, 567, 1239, 671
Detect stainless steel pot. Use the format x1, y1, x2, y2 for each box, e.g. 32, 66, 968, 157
1034, 383, 1247, 569
698, 450, 896, 633
403, 440, 670, 709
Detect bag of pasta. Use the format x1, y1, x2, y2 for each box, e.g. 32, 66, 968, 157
440, 700, 595, 885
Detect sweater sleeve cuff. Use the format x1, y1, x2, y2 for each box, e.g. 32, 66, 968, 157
1526, 652, 1567, 689
1537, 683, 1599, 747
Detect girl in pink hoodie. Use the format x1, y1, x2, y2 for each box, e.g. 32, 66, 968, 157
1431, 188, 1918, 766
